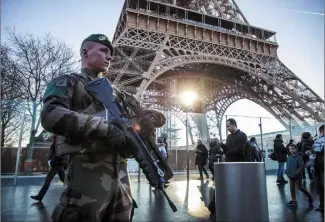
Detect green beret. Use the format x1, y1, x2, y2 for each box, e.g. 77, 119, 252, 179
81, 34, 114, 55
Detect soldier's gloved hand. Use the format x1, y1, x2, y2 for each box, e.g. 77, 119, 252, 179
134, 116, 156, 139
110, 119, 130, 132
110, 119, 139, 155
106, 120, 128, 148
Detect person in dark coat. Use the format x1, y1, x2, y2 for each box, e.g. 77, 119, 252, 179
208, 119, 246, 215
159, 133, 168, 160
296, 132, 314, 181
220, 118, 247, 162
248, 138, 261, 162
274, 134, 288, 184
195, 140, 209, 180
30, 134, 66, 201
208, 138, 223, 180
250, 137, 265, 162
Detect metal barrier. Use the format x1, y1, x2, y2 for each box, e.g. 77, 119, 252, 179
214, 162, 269, 222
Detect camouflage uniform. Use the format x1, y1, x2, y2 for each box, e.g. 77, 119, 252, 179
42, 67, 165, 221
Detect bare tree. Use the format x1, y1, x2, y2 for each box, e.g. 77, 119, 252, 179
4, 28, 78, 170
1, 45, 24, 147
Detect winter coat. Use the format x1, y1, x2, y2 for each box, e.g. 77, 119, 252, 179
248, 142, 261, 162
221, 130, 247, 160
208, 140, 223, 162
273, 138, 288, 162
286, 154, 304, 179
310, 135, 324, 175
195, 144, 208, 166
297, 138, 314, 162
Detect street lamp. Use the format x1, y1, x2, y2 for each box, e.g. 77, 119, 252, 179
179, 91, 197, 180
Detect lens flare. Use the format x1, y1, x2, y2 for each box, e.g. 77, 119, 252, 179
179, 91, 197, 106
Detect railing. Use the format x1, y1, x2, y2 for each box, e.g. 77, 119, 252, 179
1, 99, 322, 177
125, 1, 277, 44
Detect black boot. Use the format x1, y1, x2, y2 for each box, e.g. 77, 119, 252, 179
30, 195, 43, 202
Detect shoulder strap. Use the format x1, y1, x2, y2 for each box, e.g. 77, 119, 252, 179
70, 73, 88, 86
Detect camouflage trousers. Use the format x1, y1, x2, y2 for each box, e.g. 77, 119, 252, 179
51, 153, 133, 222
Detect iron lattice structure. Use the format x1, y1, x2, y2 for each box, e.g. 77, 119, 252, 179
109, 0, 324, 140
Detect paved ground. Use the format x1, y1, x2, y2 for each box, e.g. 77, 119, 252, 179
1, 175, 323, 222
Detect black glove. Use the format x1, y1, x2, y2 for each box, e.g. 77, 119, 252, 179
110, 119, 139, 157
106, 120, 128, 148
134, 116, 155, 139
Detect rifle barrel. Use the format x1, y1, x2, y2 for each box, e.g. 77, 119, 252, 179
160, 187, 178, 212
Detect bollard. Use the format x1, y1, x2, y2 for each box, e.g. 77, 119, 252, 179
214, 162, 269, 222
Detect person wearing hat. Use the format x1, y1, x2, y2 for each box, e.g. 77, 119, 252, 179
41, 34, 166, 222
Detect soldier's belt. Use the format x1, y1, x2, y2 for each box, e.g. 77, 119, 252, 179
55, 135, 125, 163
70, 153, 125, 164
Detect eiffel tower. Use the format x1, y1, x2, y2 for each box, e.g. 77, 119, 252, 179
109, 0, 324, 140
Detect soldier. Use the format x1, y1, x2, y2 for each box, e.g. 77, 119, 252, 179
41, 34, 166, 222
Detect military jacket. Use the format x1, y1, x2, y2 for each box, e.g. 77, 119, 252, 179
41, 69, 165, 158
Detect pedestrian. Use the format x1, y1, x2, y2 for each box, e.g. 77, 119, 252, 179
247, 138, 260, 162
195, 140, 209, 180
306, 125, 324, 212
208, 118, 247, 215
30, 134, 66, 202
160, 133, 168, 160
285, 144, 313, 207
273, 134, 288, 184
208, 138, 223, 180
296, 132, 314, 181
157, 142, 167, 161
157, 135, 170, 184
220, 118, 247, 162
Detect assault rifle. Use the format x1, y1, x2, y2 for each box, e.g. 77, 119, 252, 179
85, 78, 177, 212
